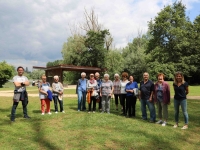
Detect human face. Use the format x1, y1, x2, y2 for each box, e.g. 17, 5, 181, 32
129, 76, 134, 82
176, 74, 182, 82
17, 68, 24, 76
143, 73, 149, 81
104, 76, 109, 81
81, 74, 86, 79
158, 75, 164, 83
54, 78, 59, 82
90, 74, 94, 79
115, 76, 119, 80
95, 74, 99, 79
42, 76, 47, 83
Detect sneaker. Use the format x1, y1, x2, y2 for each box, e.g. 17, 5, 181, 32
62, 111, 65, 113
173, 124, 178, 128
78, 110, 80, 112
181, 125, 188, 130
88, 111, 91, 114
48, 112, 52, 115
93, 111, 95, 113
149, 120, 155, 123
24, 115, 31, 119
162, 121, 167, 126
55, 111, 58, 114
156, 120, 163, 124
41, 113, 45, 115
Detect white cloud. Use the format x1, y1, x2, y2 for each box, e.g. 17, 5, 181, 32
0, 0, 199, 70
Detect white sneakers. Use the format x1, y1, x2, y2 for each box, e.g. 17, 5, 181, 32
156, 120, 163, 124
156, 120, 167, 126
41, 112, 51, 115
162, 121, 167, 126
41, 113, 45, 115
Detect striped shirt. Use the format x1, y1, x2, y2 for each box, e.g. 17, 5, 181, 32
113, 80, 121, 94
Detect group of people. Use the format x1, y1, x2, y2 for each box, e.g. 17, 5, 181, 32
10, 66, 189, 130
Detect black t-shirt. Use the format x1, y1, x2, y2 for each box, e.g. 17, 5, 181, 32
173, 82, 188, 100
140, 80, 154, 100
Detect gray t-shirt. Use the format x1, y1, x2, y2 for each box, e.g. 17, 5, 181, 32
13, 75, 28, 92
101, 80, 113, 96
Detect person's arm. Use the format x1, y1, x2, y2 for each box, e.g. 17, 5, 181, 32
60, 82, 64, 94
138, 83, 141, 100
39, 86, 48, 95
149, 83, 154, 102
100, 86, 102, 97
166, 83, 170, 104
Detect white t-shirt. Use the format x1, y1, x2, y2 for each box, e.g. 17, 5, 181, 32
120, 80, 129, 94
13, 75, 28, 92
39, 83, 50, 99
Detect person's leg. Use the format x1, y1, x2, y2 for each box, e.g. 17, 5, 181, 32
10, 101, 19, 121
58, 99, 64, 112
180, 99, 189, 125
88, 97, 92, 112
77, 90, 82, 111
162, 102, 168, 122
120, 94, 125, 115
82, 91, 86, 110
147, 100, 156, 122
93, 97, 96, 112
132, 96, 137, 117
53, 96, 58, 112
114, 94, 118, 110
140, 99, 147, 120
106, 96, 111, 113
22, 98, 29, 117
101, 95, 106, 112
174, 99, 180, 125
41, 99, 45, 113
45, 99, 51, 113
157, 101, 162, 120
126, 96, 131, 117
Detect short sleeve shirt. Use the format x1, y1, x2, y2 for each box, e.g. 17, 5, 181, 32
101, 80, 113, 96
113, 80, 121, 94
173, 82, 188, 100
139, 80, 154, 100
13, 75, 28, 92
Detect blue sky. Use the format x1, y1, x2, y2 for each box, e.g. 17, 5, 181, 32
0, 0, 199, 70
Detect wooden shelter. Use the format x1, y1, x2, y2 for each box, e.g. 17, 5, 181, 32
33, 65, 104, 84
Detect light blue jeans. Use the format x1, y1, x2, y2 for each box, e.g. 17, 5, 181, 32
77, 90, 86, 111
141, 99, 156, 121
174, 99, 189, 124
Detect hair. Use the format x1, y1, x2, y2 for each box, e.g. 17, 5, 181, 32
81, 72, 86, 76
54, 75, 59, 79
143, 72, 149, 77
104, 73, 109, 78
174, 71, 185, 85
90, 73, 94, 76
95, 72, 100, 76
121, 72, 128, 78
157, 73, 165, 79
114, 73, 119, 77
17, 66, 24, 71
41, 74, 46, 78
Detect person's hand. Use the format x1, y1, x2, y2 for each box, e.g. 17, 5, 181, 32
100, 93, 102, 97
149, 98, 152, 102
59, 92, 63, 95
109, 93, 112, 97
45, 92, 48, 96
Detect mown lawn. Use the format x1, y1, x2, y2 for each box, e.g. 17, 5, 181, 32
0, 94, 200, 149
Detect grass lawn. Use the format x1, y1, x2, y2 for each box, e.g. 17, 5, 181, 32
0, 94, 200, 149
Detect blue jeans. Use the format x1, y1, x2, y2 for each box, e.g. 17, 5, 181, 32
174, 99, 189, 124
140, 99, 156, 121
77, 90, 86, 111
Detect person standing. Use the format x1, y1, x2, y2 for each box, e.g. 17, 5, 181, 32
100, 74, 114, 114
76, 72, 87, 111
87, 73, 98, 113
173, 71, 189, 129
11, 66, 30, 122
39, 74, 52, 115
154, 73, 170, 126
95, 72, 102, 111
120, 72, 129, 116
125, 76, 138, 117
139, 72, 156, 122
52, 75, 64, 113
113, 74, 121, 111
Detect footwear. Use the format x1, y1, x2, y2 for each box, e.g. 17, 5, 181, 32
149, 120, 155, 123
181, 125, 188, 130
11, 119, 15, 122
101, 111, 104, 114
24, 115, 31, 119
62, 111, 65, 113
93, 111, 95, 113
41, 113, 45, 115
162, 121, 167, 126
156, 120, 163, 124
107, 112, 110, 114
173, 124, 178, 128
55, 111, 58, 113
88, 111, 91, 114
78, 110, 80, 112
48, 112, 52, 115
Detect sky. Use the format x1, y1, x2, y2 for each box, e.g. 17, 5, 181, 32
0, 0, 200, 71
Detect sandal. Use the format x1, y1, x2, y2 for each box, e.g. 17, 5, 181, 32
181, 125, 188, 130
173, 124, 178, 128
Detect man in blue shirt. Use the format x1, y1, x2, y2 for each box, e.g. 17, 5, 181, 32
139, 72, 156, 122
76, 72, 87, 111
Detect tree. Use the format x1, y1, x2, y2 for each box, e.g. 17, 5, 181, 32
30, 69, 45, 80
0, 61, 15, 87
46, 60, 63, 67
146, 1, 195, 80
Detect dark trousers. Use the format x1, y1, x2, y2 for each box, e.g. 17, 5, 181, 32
98, 92, 102, 110
126, 96, 137, 117
11, 98, 28, 120
120, 94, 127, 115
89, 96, 96, 111
53, 96, 63, 112
114, 94, 120, 105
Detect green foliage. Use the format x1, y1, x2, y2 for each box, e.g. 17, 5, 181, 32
46, 60, 63, 67
0, 61, 15, 88
30, 70, 45, 80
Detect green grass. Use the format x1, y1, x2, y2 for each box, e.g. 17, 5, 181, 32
0, 94, 200, 149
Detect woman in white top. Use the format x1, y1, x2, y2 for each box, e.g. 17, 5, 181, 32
87, 73, 98, 113
120, 72, 129, 116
